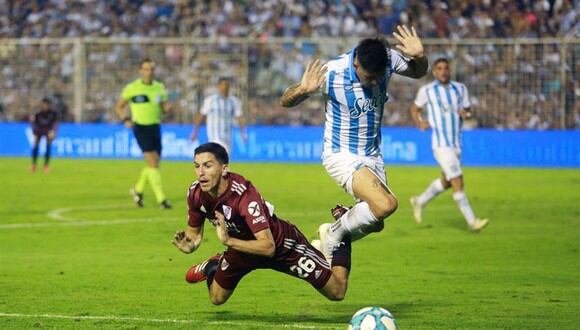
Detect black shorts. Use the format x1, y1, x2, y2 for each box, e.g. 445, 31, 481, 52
133, 123, 161, 154
213, 223, 332, 291
33, 128, 50, 138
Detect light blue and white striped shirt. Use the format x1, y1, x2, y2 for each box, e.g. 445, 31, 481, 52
414, 80, 471, 149
200, 93, 242, 150
322, 48, 409, 156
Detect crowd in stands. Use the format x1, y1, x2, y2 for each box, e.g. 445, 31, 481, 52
0, 0, 578, 129
2, 0, 578, 39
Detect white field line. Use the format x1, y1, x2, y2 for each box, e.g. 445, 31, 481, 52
0, 203, 332, 230
47, 204, 135, 221
0, 217, 182, 229
0, 312, 341, 329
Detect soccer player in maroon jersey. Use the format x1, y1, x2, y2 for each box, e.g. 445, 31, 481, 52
30, 97, 58, 173
172, 142, 352, 305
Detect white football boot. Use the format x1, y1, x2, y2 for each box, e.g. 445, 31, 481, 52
469, 218, 489, 232
409, 196, 423, 224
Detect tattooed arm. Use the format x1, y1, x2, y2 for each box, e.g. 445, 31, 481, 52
280, 59, 327, 108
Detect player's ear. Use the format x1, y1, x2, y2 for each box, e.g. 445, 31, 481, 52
221, 164, 229, 177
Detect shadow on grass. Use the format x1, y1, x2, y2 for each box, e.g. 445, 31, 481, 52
201, 301, 417, 325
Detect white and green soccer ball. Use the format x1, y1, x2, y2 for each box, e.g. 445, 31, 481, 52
348, 306, 397, 330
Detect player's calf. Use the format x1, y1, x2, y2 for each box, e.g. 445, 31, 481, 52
320, 234, 351, 301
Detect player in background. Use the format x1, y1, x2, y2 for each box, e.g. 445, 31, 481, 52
115, 58, 172, 209
172, 142, 351, 305
190, 77, 247, 153
409, 58, 488, 231
30, 97, 58, 173
279, 26, 428, 260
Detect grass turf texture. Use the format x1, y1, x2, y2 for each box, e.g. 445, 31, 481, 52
0, 158, 578, 329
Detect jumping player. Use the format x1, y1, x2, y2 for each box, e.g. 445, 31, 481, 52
280, 26, 428, 259
30, 97, 58, 173
172, 142, 351, 305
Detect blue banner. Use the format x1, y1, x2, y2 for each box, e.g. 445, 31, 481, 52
0, 123, 578, 167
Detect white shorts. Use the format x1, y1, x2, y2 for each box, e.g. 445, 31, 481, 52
433, 147, 462, 180
322, 151, 388, 197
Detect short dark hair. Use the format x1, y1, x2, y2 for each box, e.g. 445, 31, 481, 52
356, 38, 390, 74
41, 97, 52, 104
433, 58, 450, 66
218, 77, 231, 83
140, 58, 154, 68
194, 142, 229, 164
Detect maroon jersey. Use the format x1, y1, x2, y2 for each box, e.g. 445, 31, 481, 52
187, 172, 285, 245
186, 172, 334, 290
32, 110, 58, 131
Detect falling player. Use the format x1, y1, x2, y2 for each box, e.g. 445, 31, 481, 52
409, 58, 488, 231
172, 142, 351, 305
280, 26, 428, 259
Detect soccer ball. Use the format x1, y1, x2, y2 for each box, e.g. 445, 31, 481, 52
348, 306, 397, 330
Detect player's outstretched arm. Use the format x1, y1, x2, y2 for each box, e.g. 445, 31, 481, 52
172, 225, 203, 254
280, 59, 327, 108
393, 25, 428, 79
215, 211, 275, 257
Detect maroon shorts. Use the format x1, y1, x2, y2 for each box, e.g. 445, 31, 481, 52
213, 224, 332, 291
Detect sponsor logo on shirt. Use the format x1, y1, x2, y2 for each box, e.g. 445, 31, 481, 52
248, 201, 261, 217
252, 216, 266, 225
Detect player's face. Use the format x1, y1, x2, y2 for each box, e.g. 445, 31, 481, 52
40, 101, 50, 111
218, 80, 230, 95
139, 62, 155, 83
354, 58, 385, 88
193, 152, 228, 193
433, 62, 450, 84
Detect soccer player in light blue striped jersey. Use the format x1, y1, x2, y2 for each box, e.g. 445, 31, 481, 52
409, 58, 488, 231
191, 77, 247, 153
280, 25, 429, 260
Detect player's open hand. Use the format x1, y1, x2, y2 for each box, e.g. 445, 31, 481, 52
215, 211, 230, 245
47, 130, 56, 140
393, 25, 424, 59
299, 59, 327, 94
171, 230, 192, 253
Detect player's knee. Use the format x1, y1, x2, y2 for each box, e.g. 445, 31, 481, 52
329, 285, 347, 301
209, 292, 228, 305
373, 195, 398, 219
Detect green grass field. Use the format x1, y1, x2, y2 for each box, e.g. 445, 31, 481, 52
0, 157, 578, 329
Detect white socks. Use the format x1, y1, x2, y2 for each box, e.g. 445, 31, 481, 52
329, 202, 379, 243
417, 178, 445, 206
453, 191, 475, 225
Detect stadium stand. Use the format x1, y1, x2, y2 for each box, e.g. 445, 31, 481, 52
0, 0, 578, 128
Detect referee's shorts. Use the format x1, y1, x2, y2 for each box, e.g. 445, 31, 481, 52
133, 123, 162, 155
